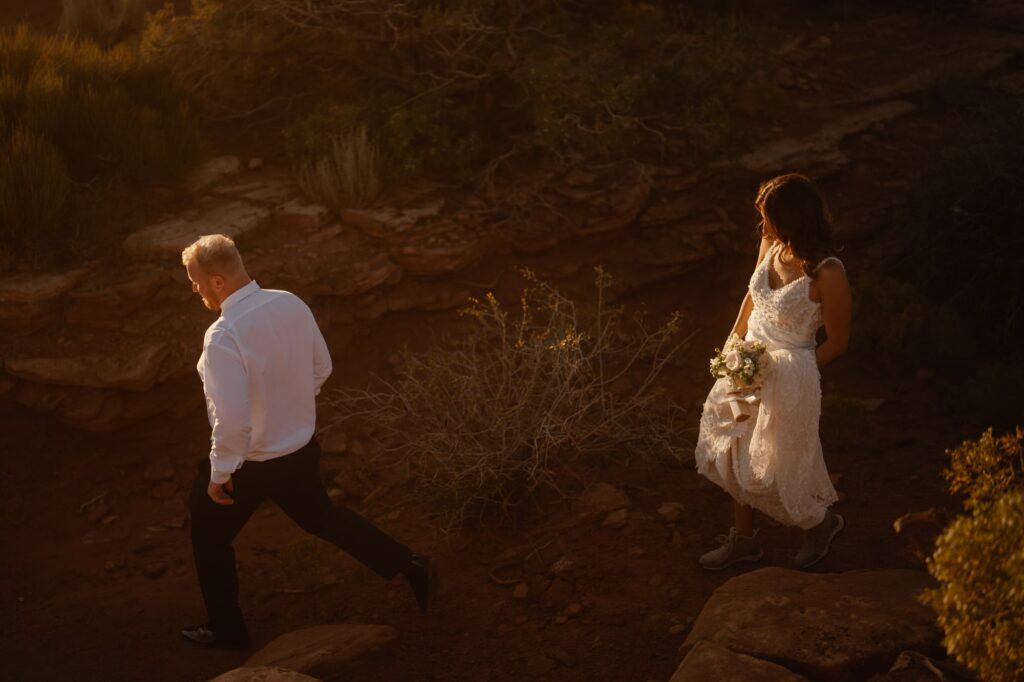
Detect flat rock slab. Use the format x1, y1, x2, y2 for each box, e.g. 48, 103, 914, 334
210, 666, 321, 682
245, 624, 398, 682
123, 200, 269, 259
671, 641, 812, 682
5, 342, 170, 391
186, 155, 241, 193
740, 100, 916, 177
262, 225, 400, 298
0, 267, 91, 334
679, 568, 942, 682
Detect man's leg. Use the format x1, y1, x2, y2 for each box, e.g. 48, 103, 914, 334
187, 457, 267, 640
269, 439, 413, 580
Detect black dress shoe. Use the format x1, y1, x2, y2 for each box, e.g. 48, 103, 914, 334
404, 554, 439, 615
180, 623, 250, 650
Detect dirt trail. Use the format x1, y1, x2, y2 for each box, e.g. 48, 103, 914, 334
2, 3, 1019, 681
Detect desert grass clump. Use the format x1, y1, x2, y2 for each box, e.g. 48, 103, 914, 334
922, 428, 1024, 682
327, 268, 691, 530
0, 127, 73, 267
294, 126, 383, 209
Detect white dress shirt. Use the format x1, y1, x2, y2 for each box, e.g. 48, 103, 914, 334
197, 281, 332, 484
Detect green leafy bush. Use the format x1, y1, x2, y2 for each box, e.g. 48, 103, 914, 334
942, 427, 1023, 513
0, 27, 202, 270
922, 428, 1024, 682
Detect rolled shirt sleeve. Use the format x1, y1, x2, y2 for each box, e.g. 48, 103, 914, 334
202, 333, 252, 484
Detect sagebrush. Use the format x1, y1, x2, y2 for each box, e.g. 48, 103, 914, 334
327, 269, 692, 529
922, 427, 1024, 682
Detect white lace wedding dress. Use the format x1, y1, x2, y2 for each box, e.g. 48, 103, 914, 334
694, 243, 842, 530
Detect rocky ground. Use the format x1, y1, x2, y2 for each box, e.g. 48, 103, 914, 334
2, 2, 1023, 681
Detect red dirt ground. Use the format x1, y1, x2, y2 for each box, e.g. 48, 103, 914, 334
2, 2, 1019, 681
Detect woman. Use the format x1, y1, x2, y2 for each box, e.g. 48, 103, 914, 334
694, 172, 852, 570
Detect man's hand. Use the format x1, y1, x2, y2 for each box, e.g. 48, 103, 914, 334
208, 477, 234, 505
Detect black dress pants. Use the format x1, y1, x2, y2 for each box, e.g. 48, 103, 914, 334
187, 436, 412, 637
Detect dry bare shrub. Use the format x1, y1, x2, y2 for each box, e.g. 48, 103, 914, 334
326, 268, 692, 529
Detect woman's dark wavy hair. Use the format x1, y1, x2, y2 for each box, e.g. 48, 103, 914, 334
755, 173, 838, 277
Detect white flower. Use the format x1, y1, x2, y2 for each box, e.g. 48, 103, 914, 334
742, 340, 757, 353
725, 350, 742, 371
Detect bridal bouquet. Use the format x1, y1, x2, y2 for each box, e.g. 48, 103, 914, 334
709, 334, 772, 422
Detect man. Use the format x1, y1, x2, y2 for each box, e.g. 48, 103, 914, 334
180, 234, 437, 649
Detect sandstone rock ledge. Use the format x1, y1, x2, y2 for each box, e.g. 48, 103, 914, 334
672, 567, 943, 682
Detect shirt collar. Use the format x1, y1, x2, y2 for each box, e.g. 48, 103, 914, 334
220, 280, 259, 314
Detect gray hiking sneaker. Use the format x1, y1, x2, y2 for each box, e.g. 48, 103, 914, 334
699, 527, 764, 571
793, 509, 845, 569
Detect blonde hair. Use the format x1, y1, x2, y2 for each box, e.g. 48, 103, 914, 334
181, 234, 246, 277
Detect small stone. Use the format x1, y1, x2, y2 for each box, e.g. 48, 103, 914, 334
555, 616, 568, 625
811, 34, 833, 48
549, 557, 575, 576
248, 157, 263, 170
628, 546, 646, 557
579, 482, 630, 516
387, 510, 401, 521
564, 603, 584, 617
649, 574, 664, 587
513, 582, 529, 600
602, 508, 629, 529
658, 502, 685, 524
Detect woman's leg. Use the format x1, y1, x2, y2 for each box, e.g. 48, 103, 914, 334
734, 498, 755, 536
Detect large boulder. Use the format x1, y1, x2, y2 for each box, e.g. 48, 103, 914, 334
676, 567, 942, 681
244, 624, 398, 682
671, 641, 812, 682
210, 667, 321, 682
